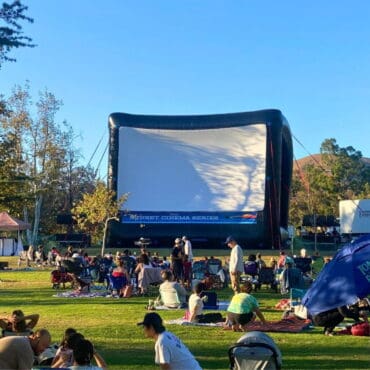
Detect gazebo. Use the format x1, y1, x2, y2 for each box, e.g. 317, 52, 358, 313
0, 211, 31, 256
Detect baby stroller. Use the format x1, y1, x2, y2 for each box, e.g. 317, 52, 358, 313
228, 331, 282, 370
51, 267, 73, 289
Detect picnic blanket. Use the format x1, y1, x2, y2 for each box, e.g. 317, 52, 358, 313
165, 318, 224, 327
241, 317, 312, 333
166, 316, 312, 333
53, 290, 108, 298
155, 301, 229, 311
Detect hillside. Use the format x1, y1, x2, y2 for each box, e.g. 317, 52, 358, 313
293, 154, 370, 171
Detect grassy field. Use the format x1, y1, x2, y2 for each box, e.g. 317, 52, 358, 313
0, 256, 368, 370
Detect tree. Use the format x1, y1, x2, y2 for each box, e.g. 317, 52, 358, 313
289, 138, 370, 226
0, 0, 35, 67
0, 83, 97, 244
72, 182, 128, 245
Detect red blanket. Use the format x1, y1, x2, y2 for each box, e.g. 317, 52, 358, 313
243, 317, 312, 333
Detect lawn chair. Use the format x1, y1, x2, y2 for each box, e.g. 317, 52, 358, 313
241, 261, 259, 290
61, 258, 92, 292
206, 258, 223, 289
108, 274, 128, 297
256, 267, 278, 292
192, 260, 207, 280
228, 331, 282, 370
293, 257, 312, 275
51, 267, 73, 289
120, 255, 137, 276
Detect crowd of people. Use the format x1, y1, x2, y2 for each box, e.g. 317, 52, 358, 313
0, 316, 107, 369
0, 235, 368, 369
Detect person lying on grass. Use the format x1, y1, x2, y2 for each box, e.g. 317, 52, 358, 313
0, 310, 39, 335
226, 281, 266, 331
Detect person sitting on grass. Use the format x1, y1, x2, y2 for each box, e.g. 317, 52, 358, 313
0, 310, 39, 336
111, 259, 131, 297
69, 338, 107, 370
158, 270, 188, 308
51, 328, 82, 368
226, 281, 266, 332
134, 253, 152, 295
188, 282, 223, 323
137, 312, 202, 370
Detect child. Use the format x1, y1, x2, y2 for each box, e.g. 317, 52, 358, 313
51, 328, 83, 368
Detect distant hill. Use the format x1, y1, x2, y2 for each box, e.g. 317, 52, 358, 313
293, 154, 370, 172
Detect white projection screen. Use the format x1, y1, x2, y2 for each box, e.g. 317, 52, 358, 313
117, 124, 266, 213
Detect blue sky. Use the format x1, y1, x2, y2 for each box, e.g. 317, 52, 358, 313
2, 0, 370, 176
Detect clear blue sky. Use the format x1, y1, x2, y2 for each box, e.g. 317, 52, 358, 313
2, 0, 370, 175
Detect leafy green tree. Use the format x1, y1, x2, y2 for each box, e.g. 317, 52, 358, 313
0, 0, 35, 67
0, 83, 97, 244
0, 133, 33, 215
72, 182, 128, 245
289, 138, 370, 226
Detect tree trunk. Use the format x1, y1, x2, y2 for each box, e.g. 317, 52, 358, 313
31, 194, 43, 245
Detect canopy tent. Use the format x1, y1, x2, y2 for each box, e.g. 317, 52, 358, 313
0, 211, 31, 231
0, 211, 31, 256
302, 234, 370, 316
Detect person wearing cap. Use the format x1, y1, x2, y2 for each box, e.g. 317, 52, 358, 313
0, 328, 51, 369
225, 236, 244, 293
182, 236, 193, 262
138, 312, 202, 370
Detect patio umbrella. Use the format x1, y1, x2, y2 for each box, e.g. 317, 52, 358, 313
302, 234, 370, 316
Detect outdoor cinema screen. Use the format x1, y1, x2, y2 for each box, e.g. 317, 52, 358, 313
117, 123, 266, 223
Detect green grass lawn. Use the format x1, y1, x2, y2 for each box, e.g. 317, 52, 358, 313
0, 257, 368, 370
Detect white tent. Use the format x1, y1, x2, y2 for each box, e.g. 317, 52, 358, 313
0, 212, 31, 256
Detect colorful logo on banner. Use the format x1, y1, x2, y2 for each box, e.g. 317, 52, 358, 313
120, 212, 258, 224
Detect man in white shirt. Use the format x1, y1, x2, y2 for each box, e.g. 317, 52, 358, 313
138, 312, 202, 370
182, 236, 193, 262
225, 236, 244, 293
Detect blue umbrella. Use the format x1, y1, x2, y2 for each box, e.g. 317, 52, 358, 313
302, 234, 370, 316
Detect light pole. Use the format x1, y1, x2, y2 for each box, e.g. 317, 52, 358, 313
101, 216, 119, 257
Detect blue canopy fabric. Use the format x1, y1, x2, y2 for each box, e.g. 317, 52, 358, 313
302, 234, 370, 316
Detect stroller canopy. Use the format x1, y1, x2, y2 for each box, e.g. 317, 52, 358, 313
229, 331, 282, 370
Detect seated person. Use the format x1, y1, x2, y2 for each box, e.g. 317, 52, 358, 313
279, 261, 305, 294
51, 328, 80, 368
134, 253, 153, 295
110, 259, 131, 297
188, 282, 222, 323
70, 338, 107, 370
256, 253, 266, 270
226, 281, 266, 332
244, 254, 259, 277
159, 256, 170, 270
0, 310, 39, 336
312, 301, 367, 336
158, 270, 187, 308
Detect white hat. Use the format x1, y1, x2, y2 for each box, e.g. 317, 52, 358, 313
72, 253, 80, 258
